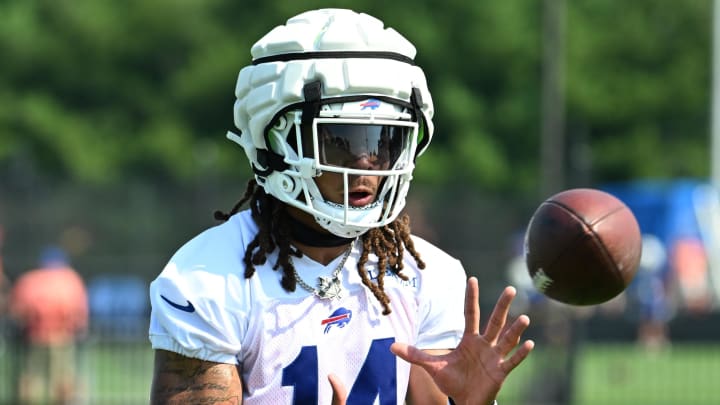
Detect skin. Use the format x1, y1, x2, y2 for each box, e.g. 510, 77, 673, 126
151, 153, 534, 404
150, 350, 242, 405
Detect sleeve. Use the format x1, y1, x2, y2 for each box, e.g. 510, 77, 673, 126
415, 252, 467, 350
149, 262, 248, 364
148, 226, 250, 365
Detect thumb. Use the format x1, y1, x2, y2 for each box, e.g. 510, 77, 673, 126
328, 373, 347, 405
390, 342, 433, 366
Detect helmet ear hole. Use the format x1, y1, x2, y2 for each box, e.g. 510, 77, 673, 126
273, 115, 288, 131
266, 172, 301, 199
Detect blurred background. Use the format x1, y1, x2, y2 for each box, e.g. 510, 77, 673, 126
0, 0, 719, 404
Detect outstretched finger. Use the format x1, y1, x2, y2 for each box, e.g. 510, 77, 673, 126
328, 373, 347, 405
482, 286, 517, 342
502, 339, 535, 374
495, 314, 531, 356
464, 277, 480, 335
390, 342, 436, 367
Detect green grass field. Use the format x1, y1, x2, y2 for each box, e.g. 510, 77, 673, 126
575, 343, 719, 405
0, 339, 153, 405
82, 341, 154, 404
499, 343, 720, 405
1, 340, 718, 404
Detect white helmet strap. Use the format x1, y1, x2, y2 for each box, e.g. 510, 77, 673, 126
409, 87, 429, 156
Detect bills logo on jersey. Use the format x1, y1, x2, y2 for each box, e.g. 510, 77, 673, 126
321, 307, 352, 334
360, 99, 381, 110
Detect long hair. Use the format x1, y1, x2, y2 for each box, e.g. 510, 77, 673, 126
214, 179, 425, 315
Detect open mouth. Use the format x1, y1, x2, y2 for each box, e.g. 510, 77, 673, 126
348, 190, 374, 207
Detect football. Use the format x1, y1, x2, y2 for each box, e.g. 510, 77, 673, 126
524, 188, 642, 305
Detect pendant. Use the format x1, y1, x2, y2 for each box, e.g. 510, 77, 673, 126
317, 276, 343, 300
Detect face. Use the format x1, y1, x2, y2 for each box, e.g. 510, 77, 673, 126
314, 169, 384, 207
300, 123, 409, 207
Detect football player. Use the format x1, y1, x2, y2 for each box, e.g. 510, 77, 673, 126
149, 8, 533, 405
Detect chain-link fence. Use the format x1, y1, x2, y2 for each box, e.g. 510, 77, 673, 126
0, 180, 718, 404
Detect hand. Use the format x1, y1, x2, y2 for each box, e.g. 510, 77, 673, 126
390, 277, 534, 405
328, 373, 347, 405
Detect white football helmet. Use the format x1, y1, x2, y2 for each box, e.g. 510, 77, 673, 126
227, 8, 435, 237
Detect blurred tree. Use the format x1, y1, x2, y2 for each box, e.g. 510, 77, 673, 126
0, 0, 712, 195
0, 0, 246, 185
566, 0, 711, 183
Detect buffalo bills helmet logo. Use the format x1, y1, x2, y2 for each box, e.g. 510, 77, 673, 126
321, 307, 352, 334
359, 99, 381, 110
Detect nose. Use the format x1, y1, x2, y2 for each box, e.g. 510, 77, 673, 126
348, 154, 380, 170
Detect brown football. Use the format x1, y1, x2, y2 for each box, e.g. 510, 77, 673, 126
524, 188, 642, 305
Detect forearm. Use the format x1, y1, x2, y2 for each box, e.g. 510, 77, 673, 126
150, 349, 243, 405
406, 352, 452, 405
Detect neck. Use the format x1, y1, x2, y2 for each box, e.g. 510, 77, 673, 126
293, 239, 354, 265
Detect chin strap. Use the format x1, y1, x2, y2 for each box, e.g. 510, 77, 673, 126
252, 149, 289, 176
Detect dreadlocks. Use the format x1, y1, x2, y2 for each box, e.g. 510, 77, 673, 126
214, 179, 426, 315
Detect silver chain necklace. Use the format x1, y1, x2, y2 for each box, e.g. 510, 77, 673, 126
291, 239, 356, 300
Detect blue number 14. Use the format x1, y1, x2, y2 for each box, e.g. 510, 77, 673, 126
282, 337, 397, 405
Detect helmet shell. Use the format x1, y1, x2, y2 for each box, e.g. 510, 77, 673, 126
233, 8, 434, 164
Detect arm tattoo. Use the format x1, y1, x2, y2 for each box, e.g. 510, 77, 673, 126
150, 350, 243, 405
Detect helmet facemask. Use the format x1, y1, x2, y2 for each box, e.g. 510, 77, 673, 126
258, 100, 420, 237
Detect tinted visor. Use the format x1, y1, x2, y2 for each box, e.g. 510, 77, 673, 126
316, 124, 411, 170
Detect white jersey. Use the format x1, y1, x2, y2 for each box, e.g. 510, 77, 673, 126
149, 210, 467, 405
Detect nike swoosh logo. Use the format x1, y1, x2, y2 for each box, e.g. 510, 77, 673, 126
160, 295, 195, 313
